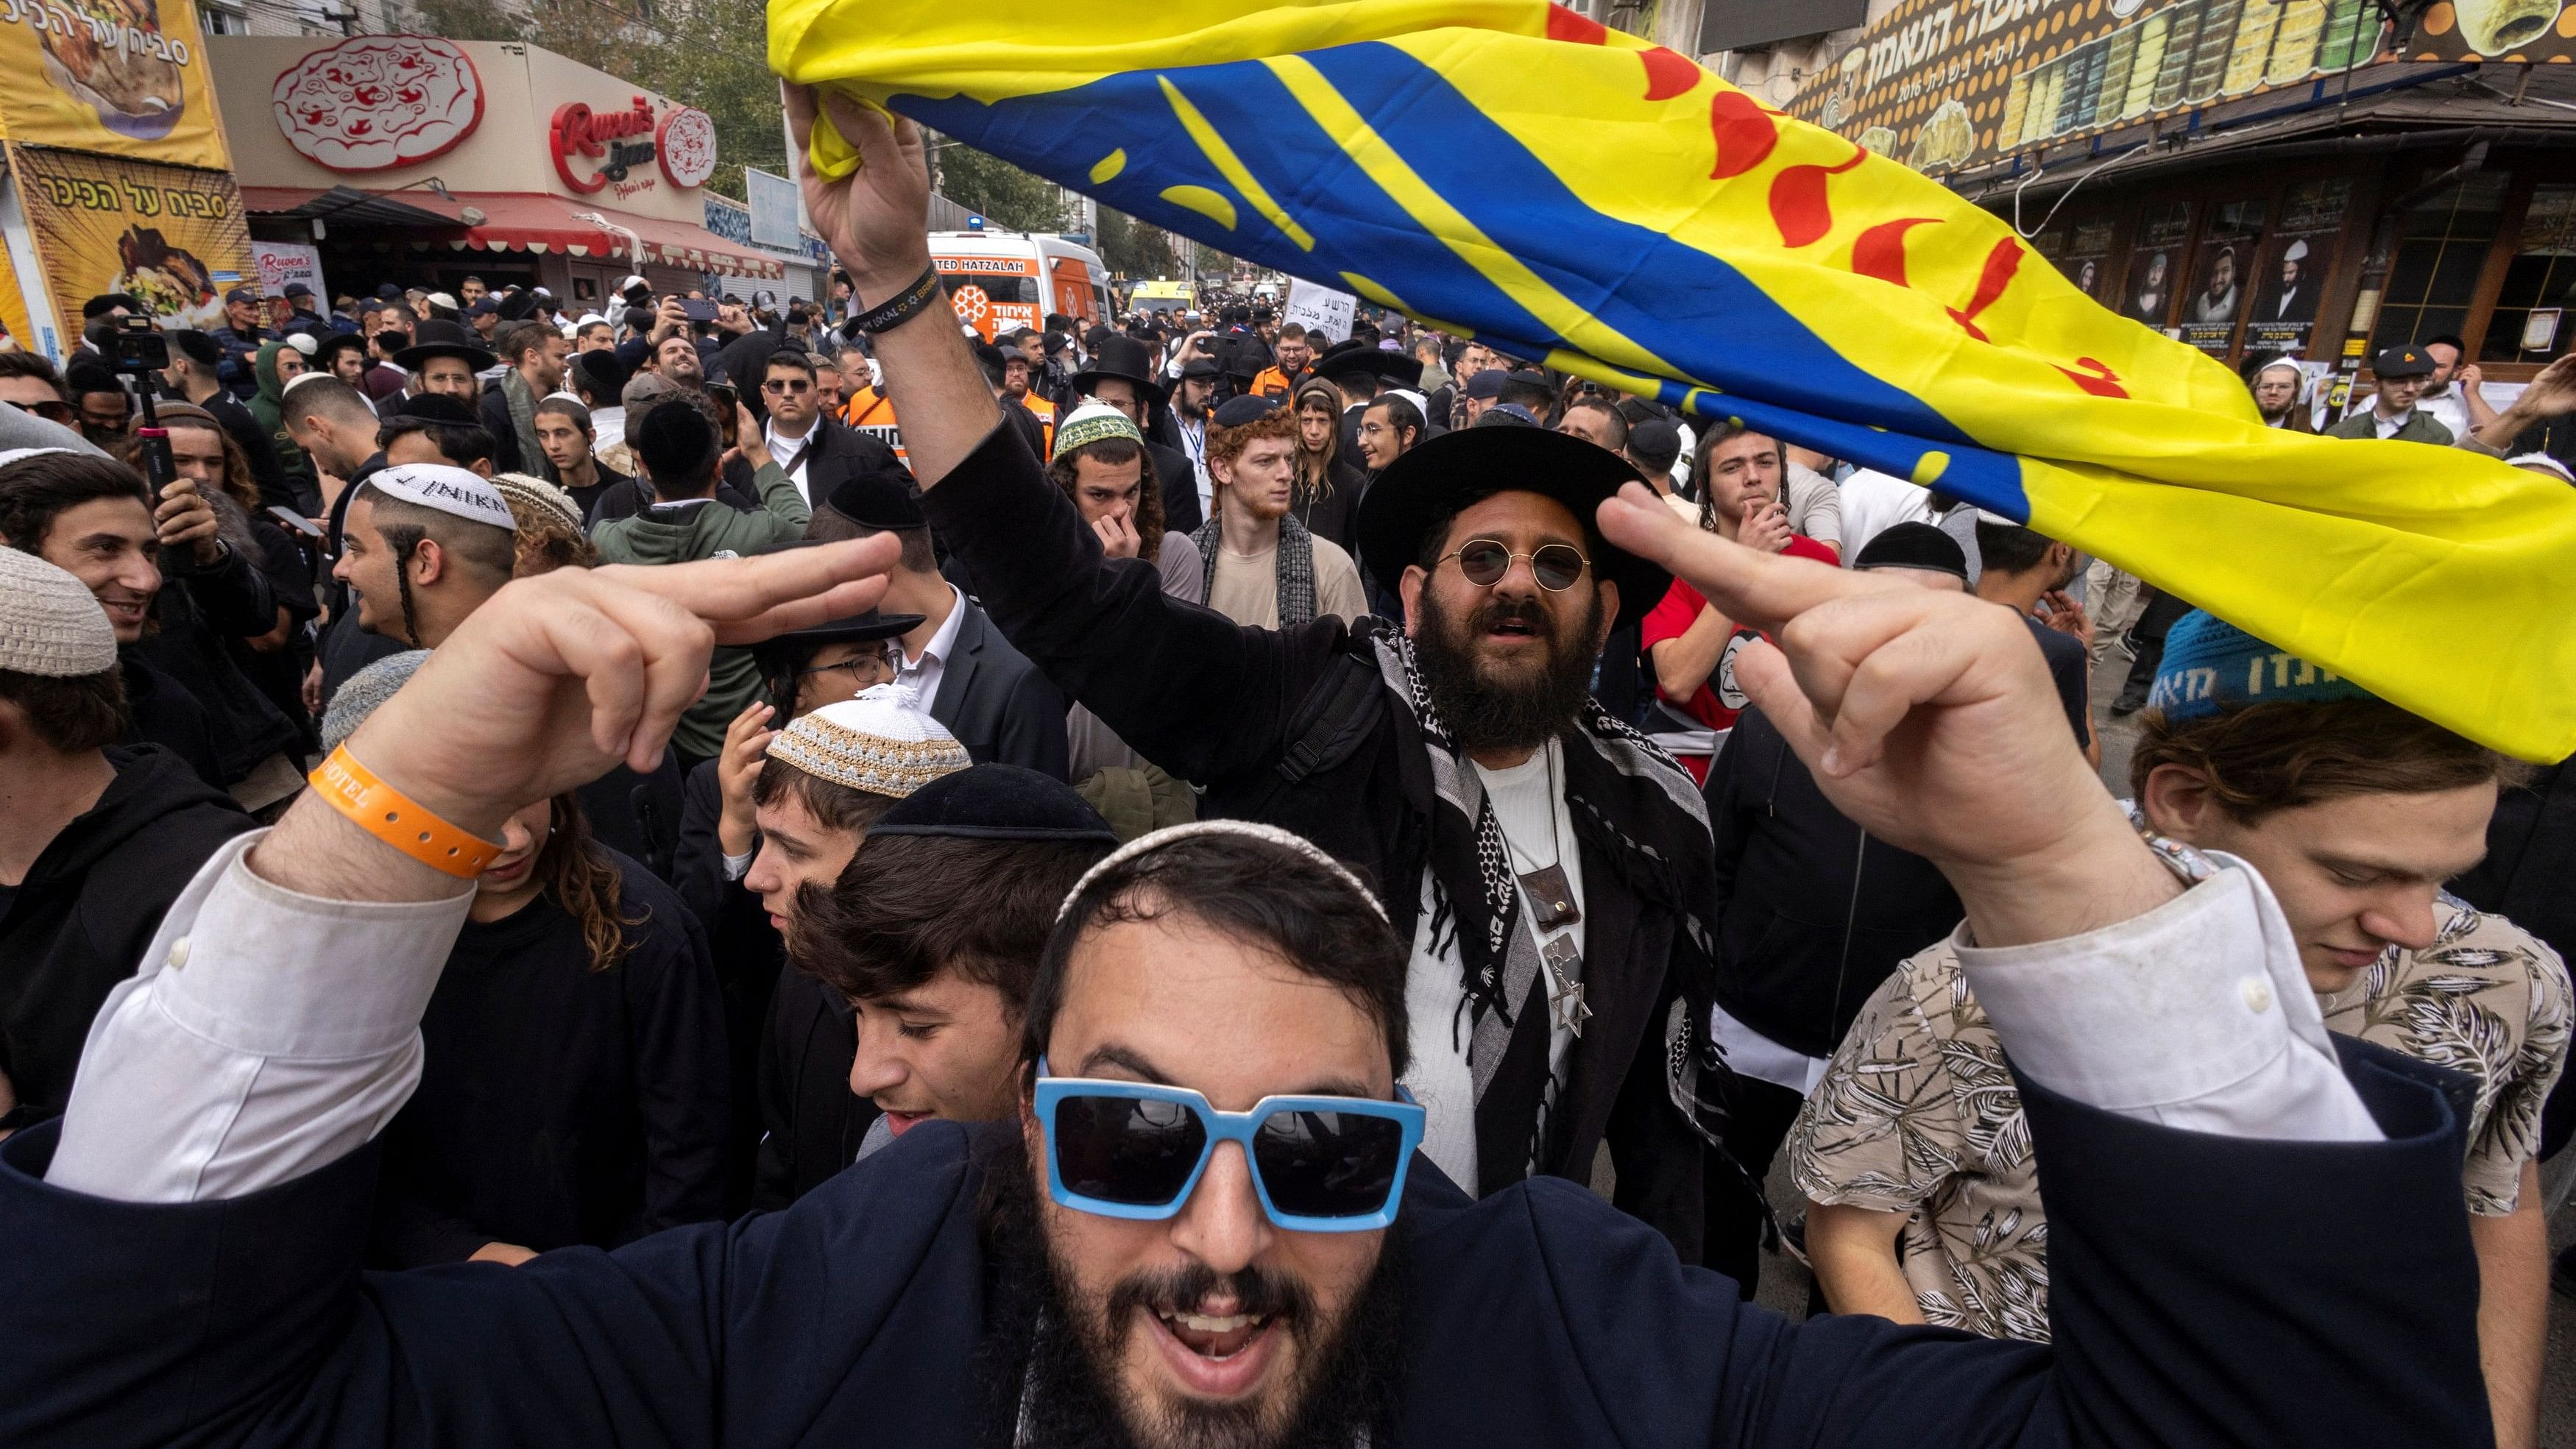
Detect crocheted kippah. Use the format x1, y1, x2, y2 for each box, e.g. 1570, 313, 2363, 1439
321, 650, 431, 753
2148, 611, 2375, 722
0, 546, 118, 678
765, 684, 970, 797
1050, 401, 1145, 462
490, 472, 584, 533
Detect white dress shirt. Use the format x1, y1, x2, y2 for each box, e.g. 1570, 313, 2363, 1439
765, 417, 819, 503
46, 827, 2375, 1204
894, 584, 968, 709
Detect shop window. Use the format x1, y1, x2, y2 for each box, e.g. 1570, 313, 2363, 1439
2370, 171, 2508, 356
2482, 183, 2576, 362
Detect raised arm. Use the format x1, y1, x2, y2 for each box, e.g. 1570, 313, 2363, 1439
785, 87, 1345, 786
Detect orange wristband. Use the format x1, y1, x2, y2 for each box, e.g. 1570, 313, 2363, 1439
308, 745, 504, 879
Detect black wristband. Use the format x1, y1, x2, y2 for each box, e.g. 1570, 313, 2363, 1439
851, 265, 943, 335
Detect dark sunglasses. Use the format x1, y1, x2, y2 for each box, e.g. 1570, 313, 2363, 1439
15, 397, 73, 423
1034, 1058, 1423, 1231
763, 378, 812, 394
1442, 538, 1591, 592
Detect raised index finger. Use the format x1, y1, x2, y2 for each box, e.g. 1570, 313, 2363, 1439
593, 535, 899, 639
1595, 483, 1894, 637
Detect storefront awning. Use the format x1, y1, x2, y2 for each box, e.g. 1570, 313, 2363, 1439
243, 188, 788, 281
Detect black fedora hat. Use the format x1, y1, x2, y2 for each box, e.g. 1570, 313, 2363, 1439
1069, 333, 1167, 408
392, 319, 498, 373
1310, 337, 1382, 383
1352, 426, 1671, 632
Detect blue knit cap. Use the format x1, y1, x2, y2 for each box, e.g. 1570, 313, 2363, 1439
2147, 611, 2375, 721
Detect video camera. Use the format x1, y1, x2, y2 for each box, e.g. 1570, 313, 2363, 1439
104, 315, 169, 375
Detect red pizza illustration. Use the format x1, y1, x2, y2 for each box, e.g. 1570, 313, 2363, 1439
272, 36, 482, 172
657, 105, 717, 189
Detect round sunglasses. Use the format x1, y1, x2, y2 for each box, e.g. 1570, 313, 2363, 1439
1440, 538, 1591, 592
1033, 1059, 1423, 1232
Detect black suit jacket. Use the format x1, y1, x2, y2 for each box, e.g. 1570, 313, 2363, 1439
779, 418, 900, 508
927, 599, 1069, 782
1147, 439, 1201, 535
0, 1044, 2491, 1448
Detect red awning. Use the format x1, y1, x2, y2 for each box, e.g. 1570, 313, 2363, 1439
243, 187, 788, 281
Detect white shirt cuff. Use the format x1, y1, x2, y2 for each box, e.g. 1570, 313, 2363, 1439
1955, 857, 2382, 1144
48, 830, 475, 1202
722, 849, 754, 882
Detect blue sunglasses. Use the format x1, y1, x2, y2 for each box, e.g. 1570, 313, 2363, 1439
1033, 1058, 1425, 1232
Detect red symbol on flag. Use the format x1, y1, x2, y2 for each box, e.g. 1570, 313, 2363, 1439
1708, 91, 1779, 180
1546, 4, 1607, 44
1769, 146, 1867, 248
1641, 46, 1697, 101
2056, 358, 2129, 397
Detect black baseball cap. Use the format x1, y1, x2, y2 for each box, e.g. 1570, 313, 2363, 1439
2371, 344, 2436, 378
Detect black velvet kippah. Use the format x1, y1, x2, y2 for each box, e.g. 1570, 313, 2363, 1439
1850, 520, 1969, 579
868, 763, 1119, 843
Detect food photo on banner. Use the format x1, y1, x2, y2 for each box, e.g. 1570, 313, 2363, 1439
12, 146, 250, 333
0, 0, 230, 168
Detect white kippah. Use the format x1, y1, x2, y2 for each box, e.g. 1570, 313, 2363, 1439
1055, 820, 1387, 925
283, 370, 331, 396
1384, 388, 1428, 418
765, 684, 971, 797
0, 446, 78, 469
362, 461, 516, 531
489, 471, 584, 533
0, 546, 118, 677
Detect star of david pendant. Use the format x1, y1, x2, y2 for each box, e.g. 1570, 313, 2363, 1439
1540, 933, 1590, 1037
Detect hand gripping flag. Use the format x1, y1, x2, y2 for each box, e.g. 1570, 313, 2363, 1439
774, 0, 2576, 760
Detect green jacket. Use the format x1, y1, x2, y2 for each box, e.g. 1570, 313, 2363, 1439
591, 461, 810, 758
2324, 408, 2455, 447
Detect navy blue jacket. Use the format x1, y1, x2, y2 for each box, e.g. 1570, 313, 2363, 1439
0, 1049, 2488, 1448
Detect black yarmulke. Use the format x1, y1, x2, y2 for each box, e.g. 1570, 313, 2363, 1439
868, 763, 1119, 843
826, 457, 925, 530
1850, 520, 1969, 579
1211, 394, 1277, 428
631, 400, 717, 480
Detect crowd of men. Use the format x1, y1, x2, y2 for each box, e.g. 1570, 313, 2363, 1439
0, 96, 2571, 1449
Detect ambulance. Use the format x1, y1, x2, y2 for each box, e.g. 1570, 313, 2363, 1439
930, 230, 1113, 342
1130, 279, 1195, 320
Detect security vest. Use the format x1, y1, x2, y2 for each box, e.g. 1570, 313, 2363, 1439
840, 388, 905, 463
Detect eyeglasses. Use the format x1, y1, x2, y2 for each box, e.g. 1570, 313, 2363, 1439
13, 397, 73, 424
796, 648, 895, 683
1441, 538, 1591, 592
1034, 1058, 1423, 1232
762, 378, 812, 394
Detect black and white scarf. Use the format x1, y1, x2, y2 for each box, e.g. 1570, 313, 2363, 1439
1364, 626, 1724, 1188
1195, 510, 1318, 626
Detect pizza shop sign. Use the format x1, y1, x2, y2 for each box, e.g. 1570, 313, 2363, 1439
549, 96, 717, 199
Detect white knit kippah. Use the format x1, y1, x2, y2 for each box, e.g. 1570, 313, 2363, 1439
489, 472, 584, 534
1055, 820, 1387, 925
0, 547, 118, 677
765, 684, 971, 797
319, 650, 431, 753
361, 462, 517, 531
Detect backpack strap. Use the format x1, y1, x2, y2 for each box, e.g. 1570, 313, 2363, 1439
1275, 650, 1385, 786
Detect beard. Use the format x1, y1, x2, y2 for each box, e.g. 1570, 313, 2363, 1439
974, 1140, 1406, 1449
1414, 581, 1603, 755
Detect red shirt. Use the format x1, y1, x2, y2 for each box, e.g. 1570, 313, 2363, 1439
1641, 535, 1839, 737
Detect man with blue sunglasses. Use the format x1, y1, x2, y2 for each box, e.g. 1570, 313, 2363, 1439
0, 397, 2494, 1448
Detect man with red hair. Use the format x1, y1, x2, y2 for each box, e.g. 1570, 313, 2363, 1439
1192, 394, 1369, 628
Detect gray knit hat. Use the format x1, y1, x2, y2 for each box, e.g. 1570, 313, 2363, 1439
620, 370, 684, 415
0, 546, 118, 677
320, 650, 431, 753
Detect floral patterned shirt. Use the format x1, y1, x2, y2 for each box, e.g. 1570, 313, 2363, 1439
1786, 898, 2569, 1342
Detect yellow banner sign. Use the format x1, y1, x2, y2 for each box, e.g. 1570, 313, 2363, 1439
13, 144, 251, 335
0, 0, 233, 169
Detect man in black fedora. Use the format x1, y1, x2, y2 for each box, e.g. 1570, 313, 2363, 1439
840, 254, 1715, 1256
1069, 333, 1200, 532
389, 319, 498, 414
1315, 336, 1423, 456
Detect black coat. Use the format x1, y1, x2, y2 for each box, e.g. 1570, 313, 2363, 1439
130, 540, 303, 787
751, 961, 879, 1211
674, 759, 790, 1209
1147, 439, 1202, 536
370, 849, 730, 1266
921, 423, 1699, 1251
925, 598, 1071, 782
772, 417, 904, 509
0, 746, 252, 1124
1703, 706, 1964, 1059
477, 380, 528, 475
0, 1049, 2493, 1448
